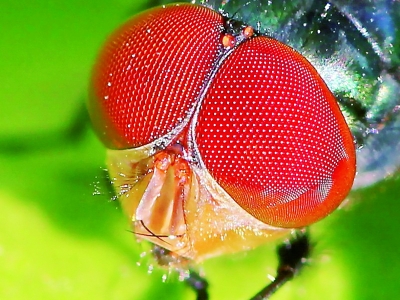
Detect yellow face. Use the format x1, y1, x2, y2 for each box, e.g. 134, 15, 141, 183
89, 3, 356, 264
107, 145, 291, 263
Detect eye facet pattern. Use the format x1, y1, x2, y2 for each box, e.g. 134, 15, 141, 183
195, 36, 356, 228
89, 4, 224, 149
90, 3, 356, 261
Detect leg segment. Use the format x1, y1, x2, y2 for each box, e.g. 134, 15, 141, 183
185, 270, 209, 300
151, 245, 209, 300
250, 230, 311, 300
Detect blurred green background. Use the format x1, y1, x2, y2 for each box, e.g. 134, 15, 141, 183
1, 0, 400, 299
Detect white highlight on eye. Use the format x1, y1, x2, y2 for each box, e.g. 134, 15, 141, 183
193, 37, 348, 207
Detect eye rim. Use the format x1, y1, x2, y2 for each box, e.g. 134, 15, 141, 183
88, 3, 226, 150
91, 1, 360, 227
192, 35, 357, 228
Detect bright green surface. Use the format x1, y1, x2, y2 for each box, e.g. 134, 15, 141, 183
1, 1, 400, 299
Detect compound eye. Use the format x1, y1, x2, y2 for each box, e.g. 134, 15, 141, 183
195, 37, 356, 228
89, 4, 224, 149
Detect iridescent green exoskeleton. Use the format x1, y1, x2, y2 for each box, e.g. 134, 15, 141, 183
150, 1, 400, 299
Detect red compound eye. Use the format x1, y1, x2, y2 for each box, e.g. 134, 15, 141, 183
89, 4, 224, 149
90, 3, 356, 232
195, 37, 356, 228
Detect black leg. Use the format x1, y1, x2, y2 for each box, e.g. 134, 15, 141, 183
151, 232, 309, 300
151, 245, 209, 300
185, 269, 209, 300
250, 230, 311, 300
